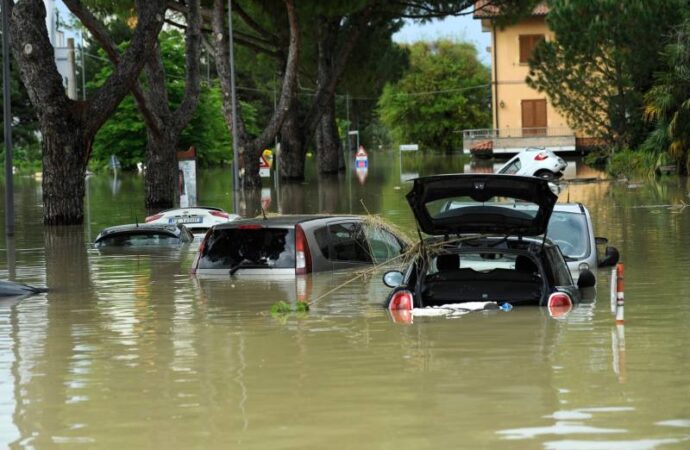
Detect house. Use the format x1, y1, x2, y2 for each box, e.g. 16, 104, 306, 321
463, 1, 580, 156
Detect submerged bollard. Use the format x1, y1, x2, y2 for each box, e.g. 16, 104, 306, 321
610, 266, 618, 314
615, 263, 625, 324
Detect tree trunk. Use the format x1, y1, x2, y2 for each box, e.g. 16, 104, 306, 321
240, 143, 262, 189
42, 126, 88, 225
9, 0, 165, 225
278, 101, 306, 180
145, 129, 180, 211
316, 96, 342, 174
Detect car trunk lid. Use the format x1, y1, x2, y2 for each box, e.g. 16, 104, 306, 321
406, 174, 557, 237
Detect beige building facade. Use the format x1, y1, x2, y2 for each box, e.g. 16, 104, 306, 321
463, 3, 578, 155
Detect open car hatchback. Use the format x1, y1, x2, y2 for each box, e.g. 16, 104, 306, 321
384, 174, 595, 311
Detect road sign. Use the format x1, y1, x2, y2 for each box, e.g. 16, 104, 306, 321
355, 146, 368, 169
400, 144, 419, 151
259, 154, 270, 178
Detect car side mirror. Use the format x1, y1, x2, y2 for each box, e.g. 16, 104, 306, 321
598, 246, 620, 267
383, 270, 404, 288
577, 269, 596, 289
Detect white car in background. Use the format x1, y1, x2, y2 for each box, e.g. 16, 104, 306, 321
145, 207, 239, 234
496, 147, 567, 180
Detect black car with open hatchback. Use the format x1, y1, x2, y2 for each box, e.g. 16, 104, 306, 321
383, 174, 595, 314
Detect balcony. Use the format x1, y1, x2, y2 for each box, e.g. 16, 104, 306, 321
462, 127, 576, 156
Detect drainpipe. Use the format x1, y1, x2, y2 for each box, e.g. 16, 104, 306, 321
492, 23, 500, 133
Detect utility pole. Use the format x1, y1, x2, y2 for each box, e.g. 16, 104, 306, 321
228, 0, 240, 214
66, 37, 77, 100
80, 31, 86, 99
3, 1, 15, 236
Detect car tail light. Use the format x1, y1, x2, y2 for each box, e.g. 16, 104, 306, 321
547, 292, 573, 318
210, 210, 230, 219
388, 290, 414, 310
145, 213, 163, 222
295, 224, 312, 275
534, 152, 549, 161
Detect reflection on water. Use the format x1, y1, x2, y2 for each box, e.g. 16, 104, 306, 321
0, 152, 689, 448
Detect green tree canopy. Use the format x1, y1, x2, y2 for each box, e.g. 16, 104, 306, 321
377, 39, 490, 152
527, 0, 685, 151
89, 30, 256, 170
643, 18, 690, 173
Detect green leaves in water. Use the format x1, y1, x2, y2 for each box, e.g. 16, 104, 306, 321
270, 301, 310, 320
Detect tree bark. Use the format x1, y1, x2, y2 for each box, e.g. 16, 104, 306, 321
316, 96, 342, 174
8, 0, 165, 225
144, 128, 181, 212
278, 99, 306, 180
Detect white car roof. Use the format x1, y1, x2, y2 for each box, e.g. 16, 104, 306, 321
553, 203, 586, 214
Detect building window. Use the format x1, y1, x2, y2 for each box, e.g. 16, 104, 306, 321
519, 34, 544, 64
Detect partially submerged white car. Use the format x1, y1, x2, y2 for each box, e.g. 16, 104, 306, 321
145, 207, 239, 234
496, 147, 567, 180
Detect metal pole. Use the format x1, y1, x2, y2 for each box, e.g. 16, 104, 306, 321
345, 93, 350, 153
80, 30, 86, 99
2, 2, 14, 236
228, 0, 240, 213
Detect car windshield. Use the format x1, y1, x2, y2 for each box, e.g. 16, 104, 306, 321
197, 227, 295, 270
428, 251, 522, 274
546, 211, 589, 259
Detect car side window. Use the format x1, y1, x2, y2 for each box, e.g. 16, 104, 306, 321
313, 226, 331, 259
363, 225, 404, 263
502, 159, 521, 175
326, 222, 372, 263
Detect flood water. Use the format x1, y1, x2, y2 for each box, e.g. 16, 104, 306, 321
1, 151, 689, 449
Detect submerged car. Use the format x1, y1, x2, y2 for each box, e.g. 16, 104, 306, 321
383, 174, 595, 313
191, 215, 410, 276
496, 147, 567, 180
439, 200, 620, 280
94, 223, 195, 248
547, 203, 619, 278
145, 207, 239, 234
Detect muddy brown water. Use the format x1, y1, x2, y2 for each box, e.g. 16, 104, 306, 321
0, 152, 689, 449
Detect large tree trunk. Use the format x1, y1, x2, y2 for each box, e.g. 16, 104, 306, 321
9, 0, 165, 225
144, 129, 180, 211
316, 96, 342, 174
279, 100, 306, 180
40, 118, 88, 225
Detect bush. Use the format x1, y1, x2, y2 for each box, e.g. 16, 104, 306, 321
606, 149, 658, 179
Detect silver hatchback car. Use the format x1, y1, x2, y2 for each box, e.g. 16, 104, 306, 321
191, 215, 410, 276
547, 203, 619, 280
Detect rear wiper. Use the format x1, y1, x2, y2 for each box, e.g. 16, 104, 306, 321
229, 259, 268, 275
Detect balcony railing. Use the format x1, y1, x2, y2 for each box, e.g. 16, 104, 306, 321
462, 127, 577, 154
462, 127, 575, 140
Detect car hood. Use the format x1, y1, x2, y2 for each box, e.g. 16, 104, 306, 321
406, 174, 558, 236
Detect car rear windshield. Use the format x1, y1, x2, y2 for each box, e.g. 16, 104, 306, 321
197, 227, 295, 270
433, 199, 539, 221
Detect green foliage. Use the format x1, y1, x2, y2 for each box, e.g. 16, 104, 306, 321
606, 149, 658, 179
377, 40, 490, 153
643, 18, 690, 174
89, 31, 252, 170
527, 0, 685, 151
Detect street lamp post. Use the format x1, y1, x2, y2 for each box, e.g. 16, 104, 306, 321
2, 2, 14, 236
228, 0, 240, 214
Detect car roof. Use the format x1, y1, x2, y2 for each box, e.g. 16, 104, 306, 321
94, 223, 182, 242
212, 214, 356, 229
553, 203, 586, 214
158, 206, 225, 213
